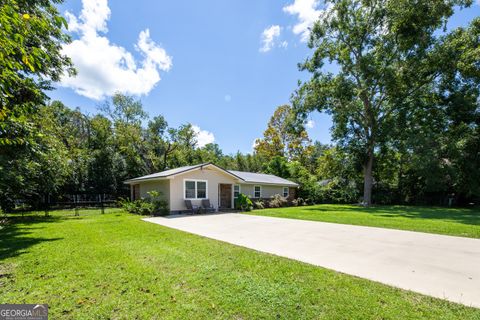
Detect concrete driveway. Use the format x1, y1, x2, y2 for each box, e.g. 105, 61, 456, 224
144, 213, 480, 308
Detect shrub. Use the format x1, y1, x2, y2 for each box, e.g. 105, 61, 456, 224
137, 201, 156, 215
291, 197, 306, 206
119, 191, 169, 216
235, 193, 253, 211
269, 194, 287, 208
118, 198, 151, 215
318, 178, 359, 204
117, 198, 136, 213
253, 200, 264, 209
297, 197, 306, 206
146, 191, 169, 216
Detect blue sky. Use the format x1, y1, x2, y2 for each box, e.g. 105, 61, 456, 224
50, 0, 479, 154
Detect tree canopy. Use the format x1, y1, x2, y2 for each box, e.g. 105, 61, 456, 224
255, 104, 313, 161
293, 0, 479, 205
0, 0, 75, 146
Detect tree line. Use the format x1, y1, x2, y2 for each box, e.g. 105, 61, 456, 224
1, 0, 479, 211
0, 93, 262, 210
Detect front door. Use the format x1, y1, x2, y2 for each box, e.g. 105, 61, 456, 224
132, 184, 140, 200
219, 184, 232, 209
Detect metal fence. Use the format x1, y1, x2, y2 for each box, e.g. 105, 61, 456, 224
13, 194, 121, 215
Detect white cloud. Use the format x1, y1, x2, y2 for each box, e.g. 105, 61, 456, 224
306, 119, 315, 128
61, 0, 172, 100
224, 94, 232, 102
283, 0, 322, 42
192, 125, 215, 148
260, 25, 282, 52
252, 138, 260, 150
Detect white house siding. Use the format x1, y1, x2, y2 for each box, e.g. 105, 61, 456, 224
138, 180, 170, 204
131, 168, 297, 213
239, 184, 286, 199
168, 167, 241, 211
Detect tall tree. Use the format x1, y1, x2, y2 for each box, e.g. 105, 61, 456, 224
172, 124, 198, 166
0, 0, 75, 210
196, 143, 224, 164
145, 115, 171, 171
0, 0, 75, 146
100, 93, 150, 176
255, 105, 313, 161
88, 115, 120, 195
293, 0, 475, 205
46, 101, 91, 194
264, 156, 290, 178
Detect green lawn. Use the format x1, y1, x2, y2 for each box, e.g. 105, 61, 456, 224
1, 209, 479, 319
248, 204, 480, 238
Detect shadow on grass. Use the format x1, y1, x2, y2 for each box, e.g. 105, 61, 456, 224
302, 205, 480, 226
0, 215, 63, 261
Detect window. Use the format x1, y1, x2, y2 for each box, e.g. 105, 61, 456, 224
254, 185, 261, 198
197, 181, 207, 198
185, 181, 196, 199
184, 180, 208, 199
234, 185, 240, 198
283, 187, 289, 198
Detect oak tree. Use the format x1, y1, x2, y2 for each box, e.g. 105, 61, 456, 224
293, 0, 476, 205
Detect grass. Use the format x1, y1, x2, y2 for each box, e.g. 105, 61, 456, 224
247, 204, 480, 238
1, 209, 479, 319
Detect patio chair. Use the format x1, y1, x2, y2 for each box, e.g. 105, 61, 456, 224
184, 200, 200, 214
201, 199, 216, 213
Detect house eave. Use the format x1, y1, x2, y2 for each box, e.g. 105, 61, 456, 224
240, 181, 299, 187
124, 177, 169, 184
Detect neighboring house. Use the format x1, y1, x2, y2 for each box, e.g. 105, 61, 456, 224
318, 179, 332, 187
124, 162, 298, 213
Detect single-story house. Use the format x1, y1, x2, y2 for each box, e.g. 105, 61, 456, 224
124, 162, 298, 213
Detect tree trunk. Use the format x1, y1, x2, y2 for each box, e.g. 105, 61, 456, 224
363, 149, 374, 206
161, 143, 174, 171
360, 93, 375, 206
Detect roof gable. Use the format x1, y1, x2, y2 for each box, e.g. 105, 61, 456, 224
125, 163, 243, 183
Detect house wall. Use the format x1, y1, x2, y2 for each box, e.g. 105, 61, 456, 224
132, 168, 297, 213
239, 184, 288, 199
136, 180, 170, 205
168, 167, 241, 212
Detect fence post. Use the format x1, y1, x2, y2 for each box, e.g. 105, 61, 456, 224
101, 194, 105, 214
74, 195, 79, 216
44, 194, 50, 217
